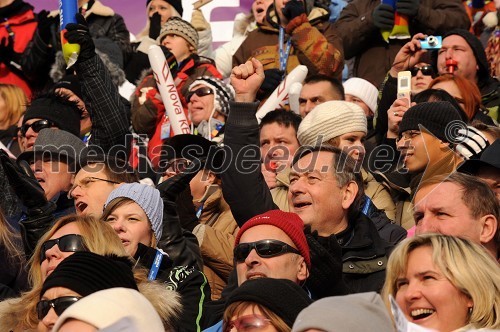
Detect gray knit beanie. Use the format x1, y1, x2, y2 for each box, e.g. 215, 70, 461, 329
157, 17, 198, 50
188, 76, 235, 117
104, 183, 163, 241
297, 101, 367, 146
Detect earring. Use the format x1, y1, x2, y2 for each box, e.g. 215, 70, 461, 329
468, 306, 473, 315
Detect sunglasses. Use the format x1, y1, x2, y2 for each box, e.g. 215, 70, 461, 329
186, 87, 214, 103
410, 65, 435, 77
36, 296, 81, 320
225, 314, 271, 332
20, 119, 54, 136
234, 239, 300, 263
40, 234, 87, 262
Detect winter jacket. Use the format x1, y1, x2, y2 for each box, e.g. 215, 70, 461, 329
233, 5, 343, 80
134, 244, 210, 332
0, 0, 36, 97
21, 0, 130, 90
334, 0, 470, 87
220, 100, 393, 295
192, 188, 239, 300
0, 125, 21, 157
0, 243, 27, 301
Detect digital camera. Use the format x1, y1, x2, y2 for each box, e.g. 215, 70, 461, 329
420, 36, 442, 50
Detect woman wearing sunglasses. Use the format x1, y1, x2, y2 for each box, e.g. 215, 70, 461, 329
131, 17, 222, 164
0, 214, 180, 331
223, 278, 312, 332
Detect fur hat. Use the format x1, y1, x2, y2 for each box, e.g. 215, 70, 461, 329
188, 76, 235, 117
146, 0, 183, 16
292, 292, 395, 332
227, 278, 312, 328
24, 93, 81, 137
297, 101, 367, 146
53, 288, 165, 332
235, 210, 310, 268
105, 183, 164, 241
41, 252, 138, 298
398, 101, 463, 142
343, 77, 378, 114
157, 17, 198, 49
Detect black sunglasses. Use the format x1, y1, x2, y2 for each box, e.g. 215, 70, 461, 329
20, 119, 54, 136
234, 239, 300, 263
40, 234, 87, 262
186, 87, 214, 103
410, 65, 435, 77
36, 296, 81, 320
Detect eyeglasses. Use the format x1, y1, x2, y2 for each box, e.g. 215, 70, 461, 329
20, 119, 54, 136
410, 65, 435, 77
164, 158, 192, 175
234, 239, 300, 263
186, 87, 214, 103
67, 176, 120, 199
40, 234, 87, 262
36, 296, 81, 320
397, 130, 421, 142
225, 314, 271, 332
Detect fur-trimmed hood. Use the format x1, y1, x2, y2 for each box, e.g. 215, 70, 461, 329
137, 280, 182, 330
50, 50, 126, 88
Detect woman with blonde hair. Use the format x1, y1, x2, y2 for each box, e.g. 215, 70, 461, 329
0, 83, 27, 156
383, 234, 500, 331
0, 214, 181, 331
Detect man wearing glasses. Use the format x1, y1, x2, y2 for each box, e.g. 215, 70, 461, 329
20, 91, 82, 151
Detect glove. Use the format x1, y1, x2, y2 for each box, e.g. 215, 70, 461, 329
159, 45, 178, 78
64, 13, 95, 63
258, 68, 283, 98
149, 12, 162, 40
454, 126, 490, 160
282, 0, 306, 21
372, 4, 395, 30
396, 0, 420, 17
190, 9, 210, 31
0, 151, 51, 214
304, 226, 349, 298
0, 37, 15, 64
37, 10, 57, 44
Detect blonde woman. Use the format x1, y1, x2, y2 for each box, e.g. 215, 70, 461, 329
0, 83, 27, 156
383, 234, 500, 331
0, 214, 181, 331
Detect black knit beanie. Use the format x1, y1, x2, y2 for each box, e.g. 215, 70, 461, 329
443, 29, 490, 83
24, 95, 81, 137
398, 101, 462, 142
146, 0, 183, 16
226, 278, 312, 328
40, 252, 138, 298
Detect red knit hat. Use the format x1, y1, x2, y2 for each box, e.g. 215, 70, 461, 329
235, 210, 311, 268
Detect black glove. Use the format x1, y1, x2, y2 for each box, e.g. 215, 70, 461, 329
159, 45, 178, 78
0, 151, 51, 214
282, 0, 306, 21
258, 68, 283, 99
304, 227, 349, 298
149, 12, 162, 40
64, 13, 95, 63
396, 0, 420, 17
37, 10, 57, 45
372, 3, 395, 30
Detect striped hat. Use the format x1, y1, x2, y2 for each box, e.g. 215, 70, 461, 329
189, 76, 235, 117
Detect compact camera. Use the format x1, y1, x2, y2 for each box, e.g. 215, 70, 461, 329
420, 36, 442, 50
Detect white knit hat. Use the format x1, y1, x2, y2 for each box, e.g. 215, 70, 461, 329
343, 77, 378, 114
297, 101, 367, 146
104, 183, 163, 241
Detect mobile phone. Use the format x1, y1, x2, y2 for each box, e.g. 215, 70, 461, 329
397, 71, 411, 107
193, 0, 213, 10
